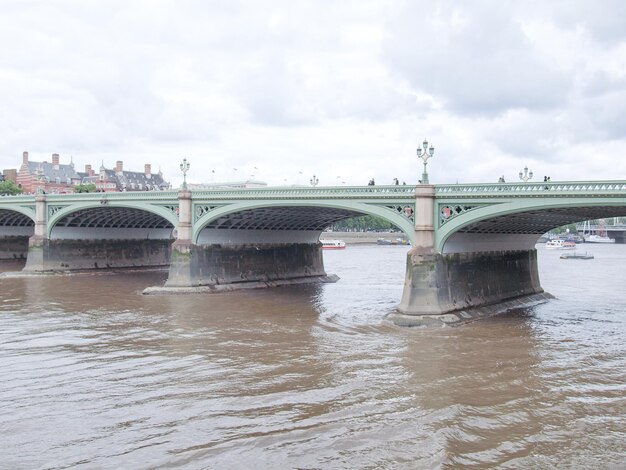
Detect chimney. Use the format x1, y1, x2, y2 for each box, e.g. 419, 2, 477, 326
52, 153, 60, 169
85, 164, 93, 176
144, 164, 151, 177
116, 161, 123, 173
22, 151, 29, 165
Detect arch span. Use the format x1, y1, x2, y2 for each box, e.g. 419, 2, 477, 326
0, 208, 35, 235
26, 205, 177, 272
192, 201, 416, 245
48, 204, 176, 240
437, 199, 626, 253
0, 208, 35, 259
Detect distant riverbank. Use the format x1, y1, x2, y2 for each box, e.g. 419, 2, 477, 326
319, 231, 407, 244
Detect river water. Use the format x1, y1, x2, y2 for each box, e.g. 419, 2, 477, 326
1, 244, 625, 469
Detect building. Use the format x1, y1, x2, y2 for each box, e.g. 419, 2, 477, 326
15, 151, 170, 193
80, 161, 170, 192
2, 169, 17, 184
17, 152, 82, 194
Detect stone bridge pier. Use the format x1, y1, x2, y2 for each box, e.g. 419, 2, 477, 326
392, 185, 545, 325
161, 190, 337, 291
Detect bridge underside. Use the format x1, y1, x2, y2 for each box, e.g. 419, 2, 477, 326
168, 206, 365, 288
24, 207, 175, 272
0, 210, 34, 259
443, 206, 626, 253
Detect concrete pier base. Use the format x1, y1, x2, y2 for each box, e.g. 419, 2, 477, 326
388, 292, 553, 327
398, 248, 544, 316
145, 274, 339, 295
22, 238, 171, 272
162, 242, 329, 289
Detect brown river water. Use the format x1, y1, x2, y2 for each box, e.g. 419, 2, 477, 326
1, 244, 625, 469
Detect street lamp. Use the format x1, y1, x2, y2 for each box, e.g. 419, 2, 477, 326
417, 138, 435, 184
179, 158, 190, 189
310, 174, 319, 187
519, 166, 533, 182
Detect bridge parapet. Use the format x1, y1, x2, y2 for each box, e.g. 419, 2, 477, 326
190, 185, 417, 200
436, 180, 626, 197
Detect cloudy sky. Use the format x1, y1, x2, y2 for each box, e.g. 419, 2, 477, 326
1, 0, 626, 187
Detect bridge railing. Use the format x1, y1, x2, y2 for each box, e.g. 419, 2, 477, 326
190, 185, 417, 199
435, 181, 626, 196
0, 186, 418, 205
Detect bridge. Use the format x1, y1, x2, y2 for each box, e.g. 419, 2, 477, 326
1, 180, 625, 324
575, 223, 626, 243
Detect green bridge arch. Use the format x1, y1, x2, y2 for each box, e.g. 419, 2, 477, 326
435, 197, 626, 252
192, 200, 416, 245
46, 201, 179, 238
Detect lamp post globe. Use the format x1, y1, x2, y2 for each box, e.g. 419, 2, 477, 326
417, 138, 435, 184
179, 158, 190, 189
519, 165, 533, 182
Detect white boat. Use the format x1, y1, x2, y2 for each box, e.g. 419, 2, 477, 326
321, 239, 346, 249
581, 220, 615, 243
545, 239, 576, 249
584, 234, 614, 244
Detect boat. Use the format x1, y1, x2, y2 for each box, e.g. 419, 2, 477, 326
582, 219, 614, 243
377, 237, 410, 246
545, 239, 575, 249
321, 239, 346, 249
560, 252, 594, 260
584, 234, 614, 244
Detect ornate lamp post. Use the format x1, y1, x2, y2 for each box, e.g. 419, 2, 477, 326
310, 174, 319, 187
179, 158, 190, 189
417, 138, 435, 184
519, 166, 533, 182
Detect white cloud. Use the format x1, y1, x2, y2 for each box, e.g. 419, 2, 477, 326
1, 0, 626, 186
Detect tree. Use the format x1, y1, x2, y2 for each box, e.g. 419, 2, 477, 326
331, 215, 397, 232
74, 183, 97, 193
0, 180, 23, 195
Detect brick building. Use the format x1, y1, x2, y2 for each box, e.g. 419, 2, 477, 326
15, 151, 169, 193
81, 161, 170, 192
17, 152, 82, 194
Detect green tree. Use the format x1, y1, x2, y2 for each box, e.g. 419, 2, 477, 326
331, 215, 397, 232
0, 180, 23, 195
74, 183, 97, 193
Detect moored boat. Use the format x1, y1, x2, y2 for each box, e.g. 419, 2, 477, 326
546, 239, 577, 249
584, 234, 614, 244
321, 239, 346, 249
560, 252, 594, 260
377, 237, 410, 246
